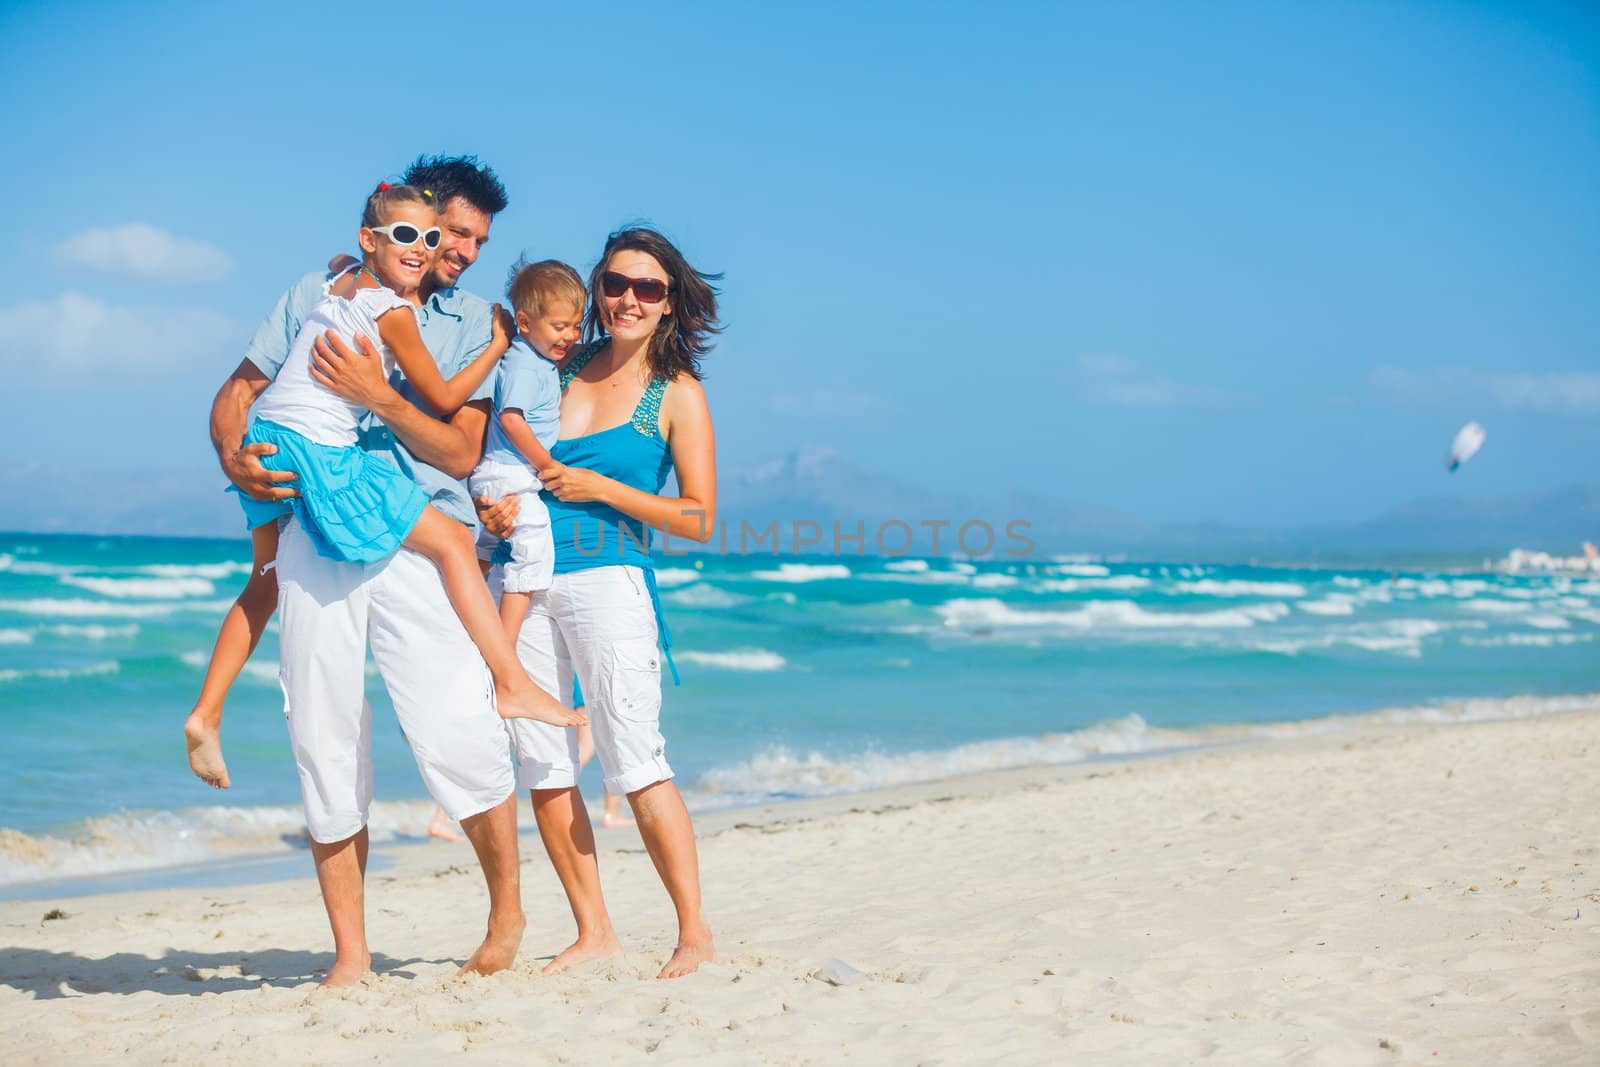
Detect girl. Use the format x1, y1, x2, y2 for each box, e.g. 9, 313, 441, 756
185, 183, 580, 790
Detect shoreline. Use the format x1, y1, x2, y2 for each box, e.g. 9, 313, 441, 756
3, 706, 1596, 1063
5, 689, 1599, 901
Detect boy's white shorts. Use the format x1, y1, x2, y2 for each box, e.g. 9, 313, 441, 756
275, 517, 515, 843
469, 460, 553, 593
493, 565, 673, 797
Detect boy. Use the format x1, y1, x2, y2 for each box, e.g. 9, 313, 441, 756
469, 259, 586, 639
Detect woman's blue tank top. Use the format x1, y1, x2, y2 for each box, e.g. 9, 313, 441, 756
546, 341, 673, 574
544, 340, 680, 682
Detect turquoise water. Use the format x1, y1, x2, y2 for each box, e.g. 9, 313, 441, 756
1, 533, 1596, 886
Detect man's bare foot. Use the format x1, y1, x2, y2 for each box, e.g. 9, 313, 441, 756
427, 806, 462, 841
658, 925, 715, 979
183, 712, 230, 789
459, 913, 526, 978
321, 951, 370, 988
541, 929, 623, 975
496, 681, 586, 727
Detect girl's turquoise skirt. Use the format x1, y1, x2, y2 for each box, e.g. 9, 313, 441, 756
233, 418, 428, 564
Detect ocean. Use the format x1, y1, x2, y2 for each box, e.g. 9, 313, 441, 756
1, 532, 1596, 892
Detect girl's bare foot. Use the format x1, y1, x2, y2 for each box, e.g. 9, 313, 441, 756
183, 712, 230, 789
658, 924, 716, 979
496, 681, 585, 727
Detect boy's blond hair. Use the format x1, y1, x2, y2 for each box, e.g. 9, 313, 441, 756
506, 258, 587, 319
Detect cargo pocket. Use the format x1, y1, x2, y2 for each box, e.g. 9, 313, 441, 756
608, 636, 663, 725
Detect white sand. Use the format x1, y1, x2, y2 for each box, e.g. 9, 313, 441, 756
3, 709, 1597, 1065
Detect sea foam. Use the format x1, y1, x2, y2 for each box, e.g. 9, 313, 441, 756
1175, 579, 1308, 598
0, 661, 120, 684
689, 714, 1188, 805
61, 575, 216, 599
677, 648, 788, 671
749, 563, 853, 583
0, 798, 441, 888
937, 597, 1291, 631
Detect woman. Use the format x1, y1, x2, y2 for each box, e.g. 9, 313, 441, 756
482, 227, 719, 979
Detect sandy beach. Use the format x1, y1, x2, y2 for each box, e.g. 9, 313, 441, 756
3, 707, 1596, 1065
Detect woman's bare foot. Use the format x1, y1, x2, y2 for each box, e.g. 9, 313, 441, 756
459, 912, 526, 977
541, 929, 623, 974
658, 924, 715, 979
183, 711, 230, 789
427, 806, 462, 842
496, 681, 586, 727
321, 950, 370, 988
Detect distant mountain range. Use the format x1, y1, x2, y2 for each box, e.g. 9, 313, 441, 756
2, 447, 1595, 565
710, 448, 1599, 564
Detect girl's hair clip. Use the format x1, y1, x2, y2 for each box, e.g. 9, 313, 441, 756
378, 181, 391, 192
422, 188, 433, 199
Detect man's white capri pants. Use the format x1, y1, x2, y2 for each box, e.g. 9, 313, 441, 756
499, 565, 673, 796
275, 517, 515, 843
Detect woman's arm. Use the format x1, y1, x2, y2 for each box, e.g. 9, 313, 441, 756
540, 378, 717, 542
497, 409, 556, 473
375, 305, 510, 418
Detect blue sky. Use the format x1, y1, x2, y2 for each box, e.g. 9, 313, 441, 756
1, 0, 1595, 528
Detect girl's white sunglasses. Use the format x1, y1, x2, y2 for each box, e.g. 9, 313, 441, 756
370, 223, 442, 250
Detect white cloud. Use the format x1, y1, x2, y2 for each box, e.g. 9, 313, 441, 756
53, 223, 234, 283
1074, 353, 1227, 407
0, 292, 243, 370
1370, 366, 1600, 416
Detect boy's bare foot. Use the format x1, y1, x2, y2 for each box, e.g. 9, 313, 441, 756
427, 807, 462, 841
459, 913, 526, 978
658, 925, 716, 979
496, 681, 586, 727
183, 712, 230, 789
321, 951, 370, 988
541, 929, 623, 974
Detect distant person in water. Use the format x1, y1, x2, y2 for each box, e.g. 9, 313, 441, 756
573, 676, 634, 829
429, 684, 630, 837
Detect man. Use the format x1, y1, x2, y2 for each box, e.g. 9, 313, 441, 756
210, 156, 521, 986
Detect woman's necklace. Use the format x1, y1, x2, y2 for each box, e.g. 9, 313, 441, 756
601, 344, 643, 389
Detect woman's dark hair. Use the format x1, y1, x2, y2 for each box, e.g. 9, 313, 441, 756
401, 154, 509, 217
585, 227, 722, 382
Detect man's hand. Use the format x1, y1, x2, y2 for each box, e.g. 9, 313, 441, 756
310, 330, 395, 409
223, 441, 299, 501
474, 494, 521, 540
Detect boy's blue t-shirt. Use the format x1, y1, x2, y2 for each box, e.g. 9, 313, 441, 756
481, 338, 562, 469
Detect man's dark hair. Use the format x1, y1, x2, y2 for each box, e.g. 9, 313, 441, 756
401, 155, 509, 217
